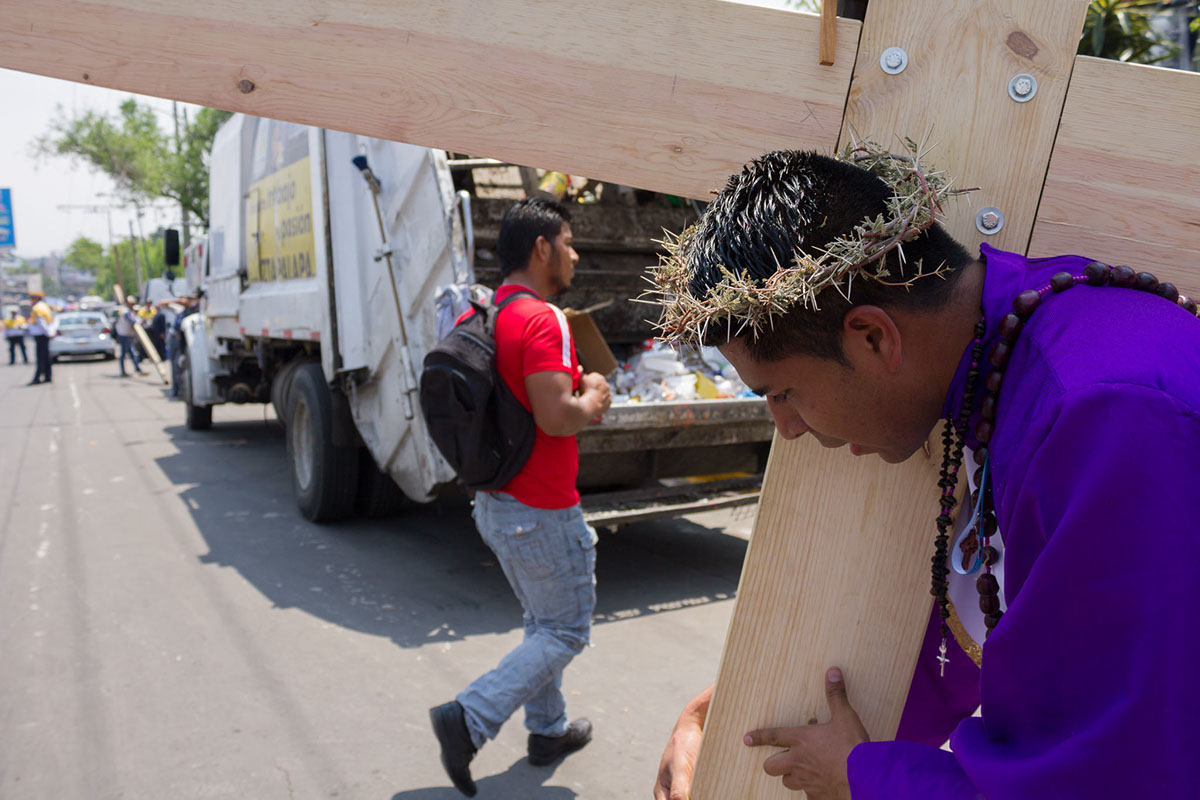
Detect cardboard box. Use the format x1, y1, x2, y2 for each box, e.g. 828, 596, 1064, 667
563, 303, 619, 377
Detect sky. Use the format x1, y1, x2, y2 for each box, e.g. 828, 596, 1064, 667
0, 68, 208, 260
0, 0, 797, 261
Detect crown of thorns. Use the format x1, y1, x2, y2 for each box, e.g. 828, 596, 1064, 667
642, 137, 973, 345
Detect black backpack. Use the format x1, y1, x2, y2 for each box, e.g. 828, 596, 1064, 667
419, 289, 538, 491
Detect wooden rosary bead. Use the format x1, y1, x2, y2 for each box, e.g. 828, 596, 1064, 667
979, 594, 1001, 614
985, 370, 1004, 394
977, 573, 1000, 595
1050, 271, 1075, 292
981, 512, 998, 538
981, 545, 1001, 566
1155, 282, 1180, 303
974, 446, 988, 464
998, 313, 1024, 342
1134, 272, 1159, 293
1084, 261, 1111, 286
984, 612, 1004, 629
1110, 265, 1136, 287
972, 465, 985, 487
980, 395, 997, 421
1013, 289, 1041, 317
988, 341, 1012, 369
975, 419, 993, 444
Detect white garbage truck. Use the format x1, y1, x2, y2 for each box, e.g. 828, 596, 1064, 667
181, 113, 773, 523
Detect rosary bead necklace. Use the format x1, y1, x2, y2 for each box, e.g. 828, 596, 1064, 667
932, 263, 1199, 676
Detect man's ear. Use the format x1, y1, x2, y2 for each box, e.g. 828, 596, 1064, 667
843, 305, 902, 372
533, 235, 552, 265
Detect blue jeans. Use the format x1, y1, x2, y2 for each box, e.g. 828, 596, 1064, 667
7, 336, 27, 364
118, 334, 141, 374
457, 491, 597, 748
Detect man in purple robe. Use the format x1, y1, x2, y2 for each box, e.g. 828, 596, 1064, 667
651, 149, 1200, 799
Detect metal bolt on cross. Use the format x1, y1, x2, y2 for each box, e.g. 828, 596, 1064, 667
1007, 73, 1038, 103
880, 47, 908, 74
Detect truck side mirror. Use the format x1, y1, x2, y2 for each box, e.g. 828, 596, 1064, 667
164, 228, 181, 267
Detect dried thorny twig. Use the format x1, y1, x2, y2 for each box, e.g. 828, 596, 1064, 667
640, 137, 974, 345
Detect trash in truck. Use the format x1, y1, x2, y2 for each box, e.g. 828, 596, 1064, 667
611, 339, 753, 403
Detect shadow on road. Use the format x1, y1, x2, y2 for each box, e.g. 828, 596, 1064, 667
390, 757, 577, 800
155, 420, 748, 651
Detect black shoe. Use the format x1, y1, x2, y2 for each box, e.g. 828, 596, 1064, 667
528, 719, 593, 766
429, 701, 478, 797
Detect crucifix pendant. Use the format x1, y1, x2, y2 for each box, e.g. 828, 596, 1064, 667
938, 638, 949, 677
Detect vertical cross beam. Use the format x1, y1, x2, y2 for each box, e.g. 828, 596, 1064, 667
689, 2, 1089, 797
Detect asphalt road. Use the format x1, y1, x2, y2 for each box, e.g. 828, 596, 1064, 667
0, 354, 756, 800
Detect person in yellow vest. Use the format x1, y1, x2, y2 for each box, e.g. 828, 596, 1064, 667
4, 309, 29, 365
27, 291, 54, 385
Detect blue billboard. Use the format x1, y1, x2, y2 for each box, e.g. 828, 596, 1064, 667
0, 188, 14, 249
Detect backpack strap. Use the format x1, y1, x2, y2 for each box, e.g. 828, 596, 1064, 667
484, 288, 540, 337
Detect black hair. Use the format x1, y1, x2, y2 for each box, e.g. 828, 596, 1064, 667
686, 150, 972, 363
496, 197, 573, 278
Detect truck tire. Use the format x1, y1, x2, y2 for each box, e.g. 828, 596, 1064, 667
182, 353, 213, 431
287, 363, 359, 522
355, 447, 408, 518
270, 357, 305, 427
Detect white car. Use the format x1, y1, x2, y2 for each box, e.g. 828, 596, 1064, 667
48, 311, 115, 362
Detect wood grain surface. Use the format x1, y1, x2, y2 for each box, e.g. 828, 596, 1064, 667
844, 0, 1091, 254
0, 0, 859, 200
1029, 56, 1200, 296
690, 431, 947, 800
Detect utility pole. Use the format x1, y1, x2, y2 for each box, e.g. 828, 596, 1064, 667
174, 101, 191, 249
128, 219, 143, 291
107, 208, 124, 291
134, 205, 153, 281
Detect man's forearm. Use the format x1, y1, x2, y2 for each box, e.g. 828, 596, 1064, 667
553, 389, 606, 436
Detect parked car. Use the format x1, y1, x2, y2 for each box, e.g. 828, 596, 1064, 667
49, 311, 115, 362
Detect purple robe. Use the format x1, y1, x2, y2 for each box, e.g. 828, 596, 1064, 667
847, 244, 1200, 797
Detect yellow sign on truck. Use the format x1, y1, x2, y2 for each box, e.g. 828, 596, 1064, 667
244, 118, 316, 283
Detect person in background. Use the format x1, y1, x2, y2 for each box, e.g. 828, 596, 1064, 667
115, 296, 147, 378
168, 295, 200, 396
4, 309, 28, 365
429, 198, 611, 797
147, 302, 169, 360
26, 291, 53, 385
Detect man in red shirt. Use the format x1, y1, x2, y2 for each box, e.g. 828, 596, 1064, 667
430, 198, 612, 796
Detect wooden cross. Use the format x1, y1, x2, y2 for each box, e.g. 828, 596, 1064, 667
2, 2, 1197, 798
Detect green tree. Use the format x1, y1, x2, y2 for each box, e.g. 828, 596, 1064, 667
1077, 1, 1196, 64
63, 236, 108, 274
37, 99, 231, 228
169, 107, 232, 232
63, 235, 119, 298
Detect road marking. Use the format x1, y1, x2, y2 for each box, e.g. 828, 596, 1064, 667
36, 520, 50, 560
69, 376, 81, 411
